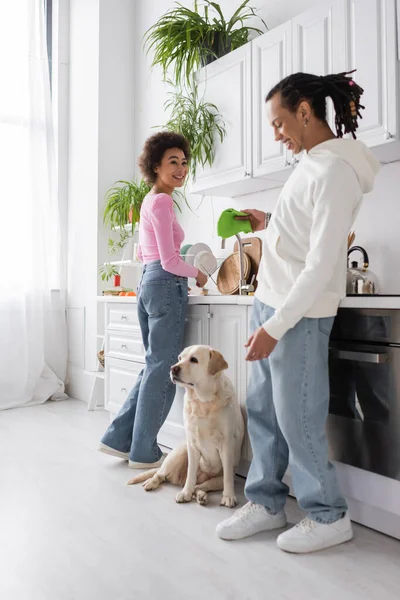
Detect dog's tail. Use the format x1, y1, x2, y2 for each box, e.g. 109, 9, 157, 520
127, 468, 158, 485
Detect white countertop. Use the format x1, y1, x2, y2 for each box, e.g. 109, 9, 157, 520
98, 294, 400, 309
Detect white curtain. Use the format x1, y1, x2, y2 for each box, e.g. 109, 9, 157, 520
0, 0, 67, 409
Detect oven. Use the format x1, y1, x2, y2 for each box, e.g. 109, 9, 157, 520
327, 308, 400, 481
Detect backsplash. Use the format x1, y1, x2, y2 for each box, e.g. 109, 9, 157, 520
178, 161, 400, 295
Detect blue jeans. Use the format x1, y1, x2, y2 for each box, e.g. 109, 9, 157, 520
101, 260, 188, 463
245, 298, 347, 524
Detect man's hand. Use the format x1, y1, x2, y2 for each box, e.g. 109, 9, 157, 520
235, 209, 266, 232
245, 327, 278, 361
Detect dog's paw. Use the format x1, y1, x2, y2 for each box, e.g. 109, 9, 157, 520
175, 489, 193, 503
142, 478, 159, 491
220, 494, 237, 508
195, 490, 208, 506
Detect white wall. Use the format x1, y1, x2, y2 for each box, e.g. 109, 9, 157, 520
67, 0, 135, 400
134, 0, 400, 294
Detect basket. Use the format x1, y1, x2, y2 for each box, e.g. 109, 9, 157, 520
97, 350, 105, 368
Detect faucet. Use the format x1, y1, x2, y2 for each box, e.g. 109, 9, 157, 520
221, 234, 255, 295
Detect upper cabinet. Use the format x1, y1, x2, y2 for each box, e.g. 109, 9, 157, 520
190, 45, 252, 198
292, 1, 347, 132
292, 1, 346, 74
252, 22, 292, 179
190, 44, 284, 198
343, 0, 399, 160
189, 0, 399, 198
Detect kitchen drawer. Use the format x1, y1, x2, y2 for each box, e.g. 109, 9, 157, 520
105, 357, 143, 414
105, 330, 145, 363
106, 302, 140, 332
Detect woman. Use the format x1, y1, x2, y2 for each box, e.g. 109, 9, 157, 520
216, 72, 380, 553
100, 132, 207, 468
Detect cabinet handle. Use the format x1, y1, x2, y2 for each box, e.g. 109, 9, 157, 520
207, 313, 213, 319
384, 132, 394, 141
283, 160, 290, 167
121, 344, 127, 349
120, 315, 128, 320
331, 349, 388, 363
121, 387, 127, 393
244, 171, 251, 177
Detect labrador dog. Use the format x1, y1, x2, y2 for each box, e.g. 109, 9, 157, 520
127, 345, 244, 507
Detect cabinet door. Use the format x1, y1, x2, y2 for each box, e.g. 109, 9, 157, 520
190, 44, 252, 193
105, 357, 143, 415
252, 22, 293, 178
292, 0, 346, 131
158, 305, 210, 449
210, 305, 249, 475
209, 305, 248, 416
344, 0, 397, 149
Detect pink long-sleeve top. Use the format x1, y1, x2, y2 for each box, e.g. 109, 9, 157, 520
137, 193, 198, 278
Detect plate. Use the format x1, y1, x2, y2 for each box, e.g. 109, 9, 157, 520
194, 250, 218, 275
180, 243, 192, 259
185, 242, 213, 266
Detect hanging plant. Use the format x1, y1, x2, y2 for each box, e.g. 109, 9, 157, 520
162, 83, 226, 180
144, 0, 267, 86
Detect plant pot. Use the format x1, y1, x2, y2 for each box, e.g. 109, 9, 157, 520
200, 32, 232, 67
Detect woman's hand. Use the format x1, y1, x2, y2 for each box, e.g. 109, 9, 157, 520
235, 209, 266, 232
196, 270, 208, 288
245, 327, 278, 361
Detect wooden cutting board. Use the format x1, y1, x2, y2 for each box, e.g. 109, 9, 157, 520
217, 252, 251, 295
233, 236, 262, 291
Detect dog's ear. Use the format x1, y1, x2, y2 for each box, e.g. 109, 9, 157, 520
208, 349, 228, 376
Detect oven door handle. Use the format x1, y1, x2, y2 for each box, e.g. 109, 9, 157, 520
331, 349, 388, 364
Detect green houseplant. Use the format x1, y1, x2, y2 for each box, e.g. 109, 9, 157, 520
103, 178, 151, 233
162, 83, 226, 180
98, 263, 119, 283
144, 0, 267, 86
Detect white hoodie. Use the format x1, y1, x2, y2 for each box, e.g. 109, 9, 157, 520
256, 138, 380, 340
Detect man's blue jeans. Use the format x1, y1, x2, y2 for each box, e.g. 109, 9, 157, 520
245, 298, 347, 524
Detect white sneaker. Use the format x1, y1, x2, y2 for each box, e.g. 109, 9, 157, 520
98, 443, 129, 460
128, 453, 167, 469
216, 502, 287, 541
277, 513, 353, 553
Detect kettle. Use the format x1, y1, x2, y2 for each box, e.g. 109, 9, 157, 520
346, 246, 378, 295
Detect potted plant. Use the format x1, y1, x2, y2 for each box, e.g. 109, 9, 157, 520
162, 83, 226, 180
144, 0, 267, 86
103, 179, 151, 232
98, 263, 119, 283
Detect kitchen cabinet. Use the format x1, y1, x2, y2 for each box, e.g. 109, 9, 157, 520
252, 22, 293, 179
190, 44, 256, 198
292, 1, 346, 75
158, 304, 210, 448
105, 357, 142, 414
343, 0, 399, 160
102, 298, 251, 460
160, 304, 251, 449
209, 305, 248, 410
188, 0, 400, 198
292, 0, 346, 131
103, 302, 145, 415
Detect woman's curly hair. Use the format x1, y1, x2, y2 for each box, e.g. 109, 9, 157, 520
138, 131, 191, 185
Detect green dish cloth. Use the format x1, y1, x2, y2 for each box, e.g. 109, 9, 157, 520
217, 208, 252, 239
